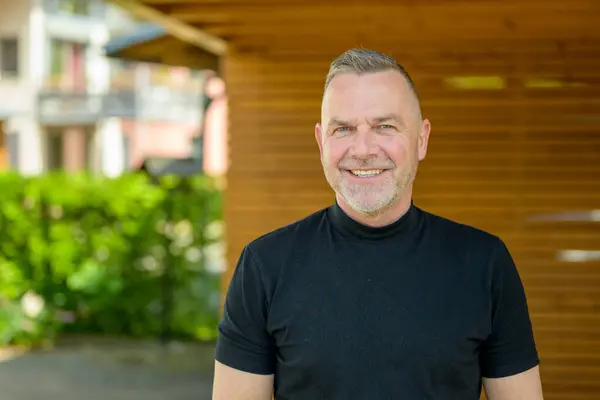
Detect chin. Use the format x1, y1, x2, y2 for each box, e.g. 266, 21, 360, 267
344, 194, 396, 216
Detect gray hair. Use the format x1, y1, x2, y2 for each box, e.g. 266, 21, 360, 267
324, 48, 420, 107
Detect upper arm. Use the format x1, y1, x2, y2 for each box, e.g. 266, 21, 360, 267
213, 360, 273, 400
483, 365, 543, 400
213, 245, 276, 395
480, 238, 542, 395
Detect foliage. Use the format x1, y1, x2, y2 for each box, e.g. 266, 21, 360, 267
0, 171, 224, 347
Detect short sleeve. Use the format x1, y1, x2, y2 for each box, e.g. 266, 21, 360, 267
480, 238, 540, 378
215, 245, 276, 374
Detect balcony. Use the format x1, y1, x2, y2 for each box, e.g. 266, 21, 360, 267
42, 0, 105, 19
38, 61, 204, 125
104, 89, 202, 122
37, 89, 202, 125
37, 91, 102, 125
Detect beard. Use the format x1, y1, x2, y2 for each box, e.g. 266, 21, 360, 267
322, 156, 417, 217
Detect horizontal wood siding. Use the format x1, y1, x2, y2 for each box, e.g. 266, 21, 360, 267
134, 1, 600, 398
224, 43, 600, 399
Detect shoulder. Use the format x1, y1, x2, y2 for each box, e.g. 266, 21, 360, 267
418, 207, 522, 300
244, 206, 329, 262
418, 207, 512, 278
420, 207, 506, 252
235, 207, 329, 297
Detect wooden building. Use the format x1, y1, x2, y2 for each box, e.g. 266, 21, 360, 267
110, 1, 600, 398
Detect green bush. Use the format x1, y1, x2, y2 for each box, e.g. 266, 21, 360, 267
0, 171, 224, 347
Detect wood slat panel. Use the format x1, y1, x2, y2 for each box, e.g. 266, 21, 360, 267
222, 38, 600, 399
135, 0, 600, 398
146, 0, 600, 55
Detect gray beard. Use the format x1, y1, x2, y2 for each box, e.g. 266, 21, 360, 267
324, 164, 418, 217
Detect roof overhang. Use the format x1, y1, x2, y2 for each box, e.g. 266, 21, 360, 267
107, 0, 226, 71
105, 22, 221, 71
107, 0, 600, 59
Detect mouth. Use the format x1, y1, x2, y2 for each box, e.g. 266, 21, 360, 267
346, 169, 386, 178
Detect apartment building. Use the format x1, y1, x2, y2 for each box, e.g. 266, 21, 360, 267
0, 0, 210, 176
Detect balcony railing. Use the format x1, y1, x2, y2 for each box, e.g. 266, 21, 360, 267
38, 92, 103, 125
42, 0, 105, 19
37, 90, 202, 125
102, 91, 136, 118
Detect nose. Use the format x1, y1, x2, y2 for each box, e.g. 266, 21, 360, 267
349, 126, 378, 158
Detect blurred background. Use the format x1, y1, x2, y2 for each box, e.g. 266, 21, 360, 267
0, 0, 598, 399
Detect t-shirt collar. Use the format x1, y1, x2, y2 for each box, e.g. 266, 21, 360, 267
328, 199, 421, 240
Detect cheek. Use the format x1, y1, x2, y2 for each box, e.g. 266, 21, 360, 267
380, 139, 412, 166
323, 140, 347, 166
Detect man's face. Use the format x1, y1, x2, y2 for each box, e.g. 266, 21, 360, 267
315, 70, 430, 216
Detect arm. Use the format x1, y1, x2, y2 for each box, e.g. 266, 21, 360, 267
480, 238, 543, 400
213, 361, 273, 400
213, 245, 276, 399
483, 365, 543, 400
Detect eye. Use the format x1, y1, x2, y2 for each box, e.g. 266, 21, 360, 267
333, 126, 353, 135
378, 124, 396, 130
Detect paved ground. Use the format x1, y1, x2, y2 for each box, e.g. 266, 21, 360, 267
0, 336, 215, 400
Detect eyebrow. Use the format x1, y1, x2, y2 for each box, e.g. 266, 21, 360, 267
327, 114, 404, 130
327, 118, 354, 131
370, 113, 403, 124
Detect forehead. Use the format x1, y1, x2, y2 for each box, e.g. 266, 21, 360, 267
322, 70, 415, 121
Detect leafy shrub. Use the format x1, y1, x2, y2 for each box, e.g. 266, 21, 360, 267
0, 171, 224, 347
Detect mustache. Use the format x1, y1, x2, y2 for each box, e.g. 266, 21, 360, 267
338, 157, 395, 170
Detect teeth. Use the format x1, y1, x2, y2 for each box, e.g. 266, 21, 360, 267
350, 169, 383, 177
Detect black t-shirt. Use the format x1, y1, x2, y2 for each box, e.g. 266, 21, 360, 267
215, 201, 539, 399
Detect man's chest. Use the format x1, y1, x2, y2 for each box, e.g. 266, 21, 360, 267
267, 259, 490, 391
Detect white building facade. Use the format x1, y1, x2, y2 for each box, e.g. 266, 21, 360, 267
0, 0, 205, 176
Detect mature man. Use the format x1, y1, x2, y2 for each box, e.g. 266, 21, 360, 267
212, 48, 544, 399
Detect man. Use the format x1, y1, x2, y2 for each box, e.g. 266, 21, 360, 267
213, 48, 544, 399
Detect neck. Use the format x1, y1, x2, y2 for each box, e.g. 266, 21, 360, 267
335, 189, 413, 228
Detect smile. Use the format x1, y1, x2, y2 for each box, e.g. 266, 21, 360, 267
349, 169, 384, 177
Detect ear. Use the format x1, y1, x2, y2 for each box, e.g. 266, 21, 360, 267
418, 119, 431, 161
315, 122, 324, 157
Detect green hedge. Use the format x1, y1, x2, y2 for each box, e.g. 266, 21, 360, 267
0, 171, 223, 347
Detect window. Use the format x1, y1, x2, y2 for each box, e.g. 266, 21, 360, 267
43, 0, 105, 17
46, 128, 95, 171
47, 39, 87, 90
49, 39, 66, 77
57, 0, 92, 16
109, 59, 135, 91
6, 133, 19, 169
122, 133, 130, 169
0, 37, 19, 77
47, 130, 64, 170
84, 129, 95, 171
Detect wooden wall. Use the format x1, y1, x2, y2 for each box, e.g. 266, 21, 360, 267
134, 0, 600, 398
223, 43, 600, 399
